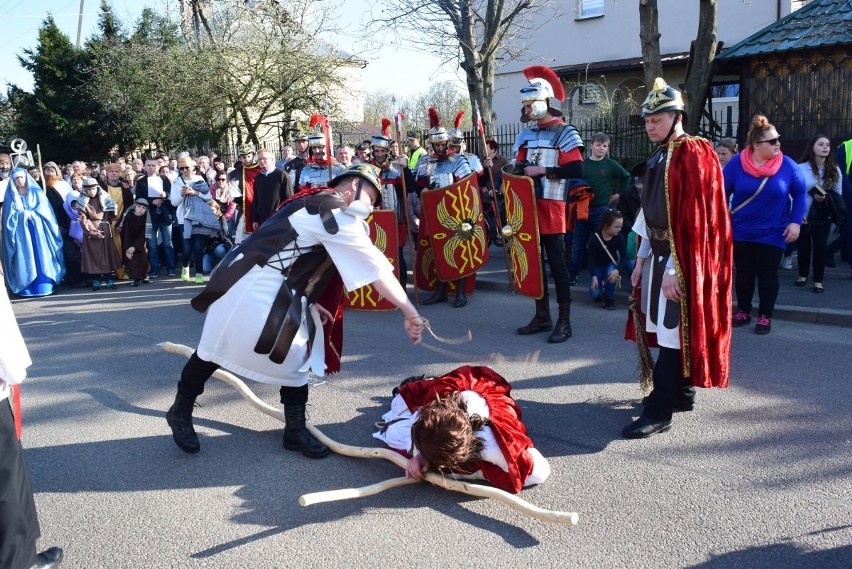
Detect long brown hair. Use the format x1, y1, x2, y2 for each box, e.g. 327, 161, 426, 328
410, 393, 489, 473
799, 134, 840, 189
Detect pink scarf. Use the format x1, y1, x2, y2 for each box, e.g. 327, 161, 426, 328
741, 146, 783, 178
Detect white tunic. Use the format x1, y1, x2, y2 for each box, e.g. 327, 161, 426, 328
632, 209, 681, 349
197, 205, 393, 386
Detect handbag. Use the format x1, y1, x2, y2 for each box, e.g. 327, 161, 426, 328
594, 232, 622, 289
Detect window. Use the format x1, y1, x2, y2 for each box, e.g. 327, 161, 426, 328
577, 0, 604, 19
581, 84, 604, 105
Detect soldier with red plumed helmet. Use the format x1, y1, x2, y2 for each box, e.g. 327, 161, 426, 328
295, 114, 344, 191
512, 65, 585, 343
371, 117, 417, 286
448, 110, 485, 183
416, 107, 473, 307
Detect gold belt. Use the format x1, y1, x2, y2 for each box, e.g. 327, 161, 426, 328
647, 227, 670, 241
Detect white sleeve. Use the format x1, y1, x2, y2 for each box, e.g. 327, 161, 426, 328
170, 178, 184, 207
317, 213, 394, 292
524, 448, 551, 486
0, 286, 32, 390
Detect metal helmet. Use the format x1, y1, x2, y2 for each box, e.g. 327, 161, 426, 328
520, 65, 565, 119
329, 163, 383, 204
427, 107, 448, 145
237, 143, 256, 156
641, 77, 686, 118
447, 111, 465, 147
371, 118, 393, 150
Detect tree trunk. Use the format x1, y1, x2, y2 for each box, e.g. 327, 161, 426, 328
682, 0, 718, 135
639, 0, 664, 89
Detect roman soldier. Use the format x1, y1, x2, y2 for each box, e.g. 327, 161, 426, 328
296, 114, 344, 191
285, 130, 311, 188
512, 65, 585, 343
227, 143, 261, 241
371, 118, 417, 286
417, 107, 473, 307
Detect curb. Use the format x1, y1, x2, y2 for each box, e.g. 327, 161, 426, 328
471, 271, 852, 328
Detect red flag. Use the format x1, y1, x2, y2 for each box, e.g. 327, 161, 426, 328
474, 103, 485, 138
395, 112, 405, 135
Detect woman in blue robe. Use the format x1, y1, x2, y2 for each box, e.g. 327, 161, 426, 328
1, 168, 65, 296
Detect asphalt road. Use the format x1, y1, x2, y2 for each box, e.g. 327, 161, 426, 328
10, 277, 852, 568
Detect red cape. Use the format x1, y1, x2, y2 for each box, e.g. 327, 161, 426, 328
399, 366, 535, 494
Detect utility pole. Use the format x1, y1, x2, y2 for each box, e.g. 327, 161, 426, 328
76, 0, 85, 47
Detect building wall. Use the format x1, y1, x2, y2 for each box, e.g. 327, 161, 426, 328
492, 0, 798, 126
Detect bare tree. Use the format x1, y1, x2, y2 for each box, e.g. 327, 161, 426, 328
187, 0, 353, 145
639, 0, 720, 135
367, 0, 559, 134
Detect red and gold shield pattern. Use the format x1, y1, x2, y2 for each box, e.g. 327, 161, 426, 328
419, 174, 489, 282
414, 237, 476, 294
502, 172, 544, 299
345, 210, 400, 311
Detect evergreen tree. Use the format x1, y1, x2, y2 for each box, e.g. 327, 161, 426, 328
8, 16, 114, 162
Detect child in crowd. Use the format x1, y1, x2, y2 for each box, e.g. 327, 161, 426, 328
201, 201, 233, 275
586, 209, 628, 310
79, 177, 122, 291
120, 198, 151, 287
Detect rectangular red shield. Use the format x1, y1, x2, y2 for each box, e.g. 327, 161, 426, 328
345, 210, 400, 311
502, 172, 544, 299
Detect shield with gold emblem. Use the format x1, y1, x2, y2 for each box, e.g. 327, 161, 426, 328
345, 210, 400, 311
419, 173, 489, 282
414, 236, 476, 293
501, 172, 544, 298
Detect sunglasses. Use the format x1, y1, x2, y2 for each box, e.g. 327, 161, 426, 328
756, 137, 781, 146
179, 166, 192, 170
216, 177, 227, 181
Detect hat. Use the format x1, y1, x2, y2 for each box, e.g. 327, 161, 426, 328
134, 198, 149, 207
329, 163, 382, 202
82, 177, 99, 187
447, 111, 465, 146
520, 65, 565, 118
308, 114, 329, 150
427, 107, 449, 145
291, 132, 309, 142
177, 155, 195, 169
371, 118, 393, 150
89, 161, 101, 169
237, 143, 256, 156
406, 132, 419, 141
641, 77, 686, 118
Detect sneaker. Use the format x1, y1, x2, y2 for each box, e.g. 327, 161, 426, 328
92, 280, 101, 291
107, 279, 116, 290
167, 271, 177, 277
148, 272, 159, 279
604, 298, 615, 310
568, 275, 579, 286
732, 309, 751, 327
142, 277, 150, 284
781, 256, 793, 270
132, 279, 141, 287
180, 267, 190, 281
755, 314, 771, 335
194, 274, 204, 284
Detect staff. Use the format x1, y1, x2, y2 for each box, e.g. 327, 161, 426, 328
475, 103, 514, 293
394, 113, 420, 306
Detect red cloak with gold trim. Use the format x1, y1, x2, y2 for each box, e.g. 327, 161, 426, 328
399, 366, 534, 494
652, 137, 733, 388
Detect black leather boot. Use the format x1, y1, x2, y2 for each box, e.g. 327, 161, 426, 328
30, 546, 63, 569
517, 296, 553, 335
548, 301, 572, 343
166, 392, 200, 454
422, 282, 448, 305
280, 385, 329, 459
453, 278, 467, 307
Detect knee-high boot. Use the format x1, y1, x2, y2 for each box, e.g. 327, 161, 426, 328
166, 392, 200, 454
453, 278, 467, 307
422, 281, 448, 305
548, 301, 572, 343
517, 295, 553, 335
280, 385, 329, 459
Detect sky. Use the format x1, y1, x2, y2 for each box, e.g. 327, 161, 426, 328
0, 0, 464, 98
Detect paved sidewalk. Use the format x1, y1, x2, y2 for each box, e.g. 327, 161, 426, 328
471, 247, 852, 327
